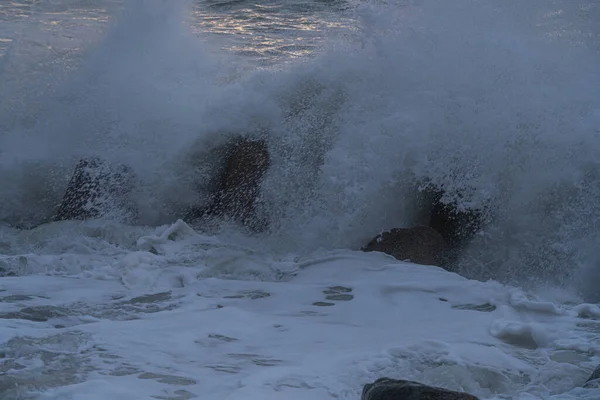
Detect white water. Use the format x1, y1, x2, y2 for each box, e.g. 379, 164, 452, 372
1, 0, 600, 398
2, 221, 600, 399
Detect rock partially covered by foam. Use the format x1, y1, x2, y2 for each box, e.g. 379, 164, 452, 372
366, 183, 487, 269
362, 378, 479, 400
362, 226, 449, 267
584, 365, 600, 388
53, 157, 137, 222
429, 202, 484, 266
185, 136, 270, 232
0, 267, 17, 277
417, 184, 486, 254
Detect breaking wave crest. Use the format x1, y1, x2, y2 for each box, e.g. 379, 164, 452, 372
0, 0, 599, 299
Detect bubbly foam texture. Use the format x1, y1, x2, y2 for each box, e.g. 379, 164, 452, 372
0, 0, 599, 298
2, 244, 599, 399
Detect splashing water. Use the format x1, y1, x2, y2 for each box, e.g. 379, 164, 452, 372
0, 0, 599, 295
1, 2, 600, 399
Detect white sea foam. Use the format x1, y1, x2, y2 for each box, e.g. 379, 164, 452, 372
0, 222, 599, 399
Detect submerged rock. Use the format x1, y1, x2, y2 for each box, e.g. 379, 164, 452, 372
584, 365, 600, 388
0, 267, 17, 277
362, 378, 479, 400
362, 226, 449, 267
52, 157, 137, 222
185, 136, 270, 232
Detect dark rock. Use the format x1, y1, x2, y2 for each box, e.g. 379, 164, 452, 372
412, 184, 487, 266
429, 200, 483, 250
418, 186, 485, 249
362, 226, 449, 267
52, 157, 137, 222
0, 267, 17, 277
362, 378, 479, 400
185, 137, 270, 232
584, 365, 600, 388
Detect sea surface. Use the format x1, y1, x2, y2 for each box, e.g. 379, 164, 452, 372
1, 0, 600, 399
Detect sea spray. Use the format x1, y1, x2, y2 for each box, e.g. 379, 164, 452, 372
0, 0, 599, 297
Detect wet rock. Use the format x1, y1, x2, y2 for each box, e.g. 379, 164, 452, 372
0, 267, 17, 277
53, 157, 137, 222
584, 365, 600, 388
362, 378, 479, 400
430, 201, 483, 249
362, 226, 449, 267
420, 186, 486, 263
185, 137, 270, 232
430, 202, 482, 246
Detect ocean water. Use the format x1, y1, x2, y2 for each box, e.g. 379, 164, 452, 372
1, 0, 600, 399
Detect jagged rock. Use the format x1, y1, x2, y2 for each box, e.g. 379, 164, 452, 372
185, 137, 270, 232
412, 184, 486, 267
362, 378, 479, 400
362, 226, 449, 267
429, 199, 483, 249
52, 157, 137, 222
584, 365, 600, 388
416, 185, 485, 249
